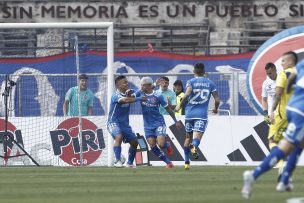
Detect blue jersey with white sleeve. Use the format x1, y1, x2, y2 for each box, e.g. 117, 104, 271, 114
134, 90, 167, 129
283, 60, 304, 146
185, 76, 217, 120
107, 90, 131, 125
287, 60, 304, 112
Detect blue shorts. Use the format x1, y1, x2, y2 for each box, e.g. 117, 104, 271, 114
283, 108, 304, 147
107, 122, 137, 143
185, 119, 208, 133
144, 124, 167, 139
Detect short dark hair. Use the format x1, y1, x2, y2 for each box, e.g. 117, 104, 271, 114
79, 74, 88, 80
173, 80, 183, 86
283, 51, 298, 65
115, 75, 126, 85
173, 80, 184, 92
194, 63, 205, 75
265, 62, 276, 70
160, 76, 169, 82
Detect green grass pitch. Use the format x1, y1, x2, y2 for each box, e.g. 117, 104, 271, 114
0, 166, 303, 203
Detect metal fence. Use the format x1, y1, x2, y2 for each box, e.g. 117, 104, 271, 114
0, 72, 259, 117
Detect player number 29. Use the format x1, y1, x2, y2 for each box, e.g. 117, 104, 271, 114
189, 89, 210, 104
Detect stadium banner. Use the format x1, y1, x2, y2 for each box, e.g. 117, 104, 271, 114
0, 117, 109, 166
0, 51, 257, 116
2, 115, 304, 166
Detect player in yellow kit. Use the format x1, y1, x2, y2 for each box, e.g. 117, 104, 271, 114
268, 51, 297, 171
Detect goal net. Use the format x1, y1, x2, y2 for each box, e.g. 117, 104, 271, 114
0, 22, 114, 167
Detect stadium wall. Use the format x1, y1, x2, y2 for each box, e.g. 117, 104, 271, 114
1, 0, 303, 54
0, 0, 303, 24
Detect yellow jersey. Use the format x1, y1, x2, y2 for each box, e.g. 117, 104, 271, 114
176, 92, 185, 115
275, 66, 297, 119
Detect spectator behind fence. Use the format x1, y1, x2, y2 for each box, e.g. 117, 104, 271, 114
173, 80, 186, 115
155, 76, 177, 115
63, 74, 94, 116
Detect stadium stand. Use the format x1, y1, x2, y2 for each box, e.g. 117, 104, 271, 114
239, 19, 302, 52
0, 19, 303, 57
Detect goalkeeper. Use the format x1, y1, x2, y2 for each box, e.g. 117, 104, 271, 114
261, 63, 277, 127
63, 74, 94, 116
261, 63, 281, 165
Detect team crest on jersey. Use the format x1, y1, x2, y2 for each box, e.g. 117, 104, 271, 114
150, 96, 157, 103
247, 26, 304, 113
83, 95, 88, 101
50, 118, 105, 166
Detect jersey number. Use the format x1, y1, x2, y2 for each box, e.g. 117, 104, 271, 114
189, 89, 210, 104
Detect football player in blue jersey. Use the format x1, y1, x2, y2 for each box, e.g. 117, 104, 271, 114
134, 77, 183, 168
107, 75, 147, 168
242, 58, 304, 198
175, 63, 220, 170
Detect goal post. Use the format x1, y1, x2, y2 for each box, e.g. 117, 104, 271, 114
0, 22, 114, 167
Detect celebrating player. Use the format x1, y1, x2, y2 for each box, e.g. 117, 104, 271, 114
107, 75, 146, 168
134, 77, 183, 168
175, 63, 220, 170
